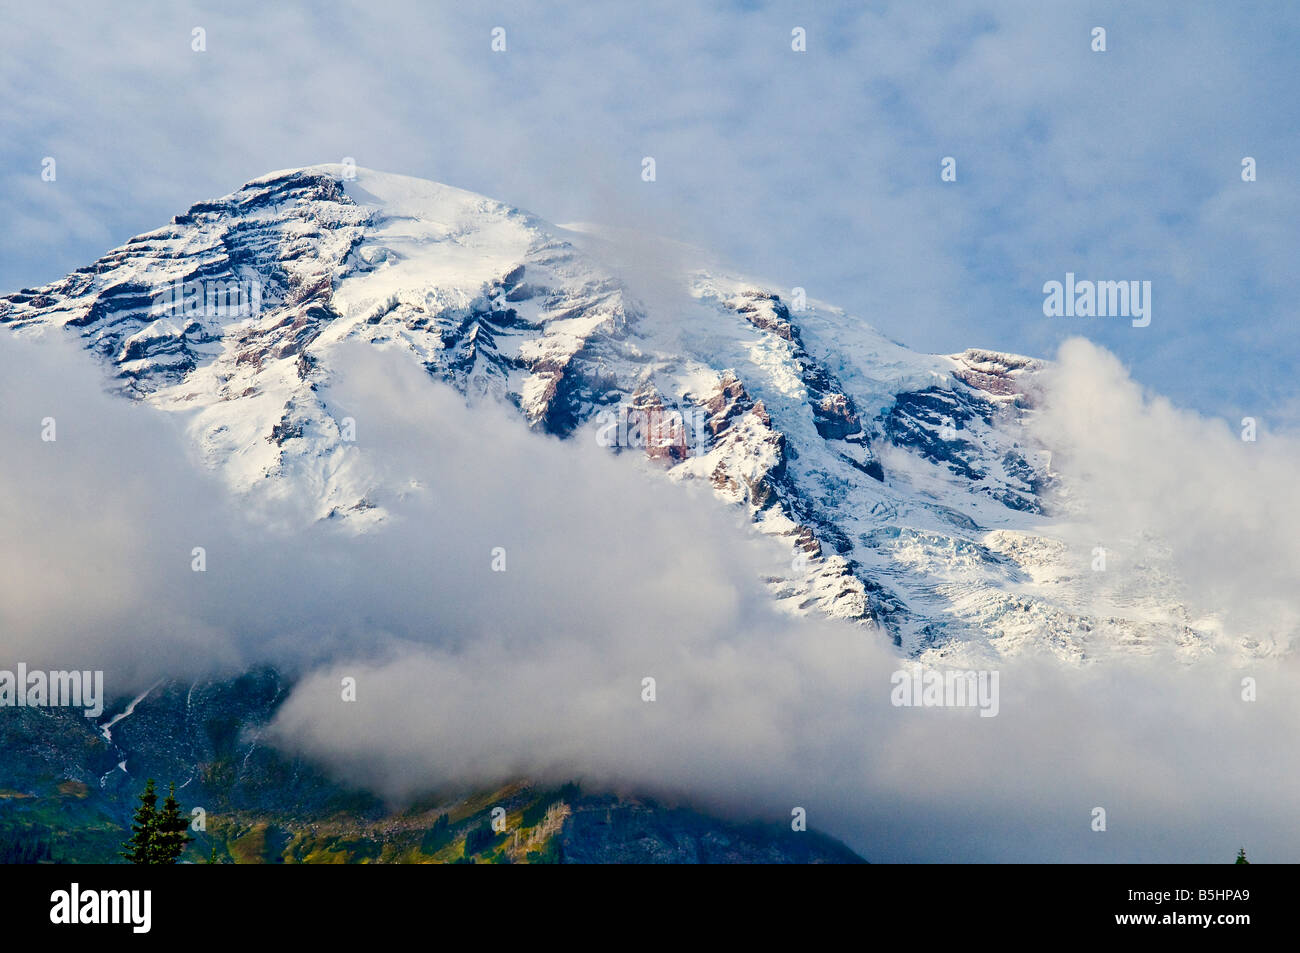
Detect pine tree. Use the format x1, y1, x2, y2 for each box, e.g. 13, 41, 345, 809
154, 782, 195, 863
1235, 847, 1249, 864
120, 779, 193, 864
120, 779, 159, 864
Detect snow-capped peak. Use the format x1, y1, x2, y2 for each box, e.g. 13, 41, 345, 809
0, 166, 1244, 664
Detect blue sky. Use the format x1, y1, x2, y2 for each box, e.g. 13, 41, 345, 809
2, 0, 1296, 423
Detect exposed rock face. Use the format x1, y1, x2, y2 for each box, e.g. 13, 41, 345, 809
700, 375, 786, 508
2, 172, 371, 395
951, 348, 1042, 401
724, 290, 864, 440
629, 386, 693, 464
881, 384, 1046, 514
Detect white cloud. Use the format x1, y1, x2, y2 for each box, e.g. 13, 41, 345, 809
1029, 337, 1300, 652
2, 278, 1298, 864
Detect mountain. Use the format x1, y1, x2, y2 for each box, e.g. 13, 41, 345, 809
0, 671, 862, 864
1, 164, 1264, 863
1, 164, 1231, 665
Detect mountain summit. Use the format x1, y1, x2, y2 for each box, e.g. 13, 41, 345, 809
0, 165, 1227, 663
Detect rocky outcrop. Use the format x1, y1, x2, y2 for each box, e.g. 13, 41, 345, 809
724, 290, 864, 440
1, 170, 372, 395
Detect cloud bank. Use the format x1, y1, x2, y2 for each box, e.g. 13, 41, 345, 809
1029, 337, 1300, 654
1, 332, 1296, 862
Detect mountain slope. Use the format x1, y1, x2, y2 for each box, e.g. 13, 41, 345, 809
0, 670, 862, 864
0, 164, 1235, 664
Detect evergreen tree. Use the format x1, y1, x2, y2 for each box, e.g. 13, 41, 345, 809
154, 782, 194, 863
120, 779, 160, 864
1235, 847, 1249, 864
120, 779, 193, 864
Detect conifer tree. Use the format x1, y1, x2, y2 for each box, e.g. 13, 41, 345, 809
121, 779, 194, 864
120, 779, 159, 864
1235, 847, 1250, 864
154, 782, 194, 863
